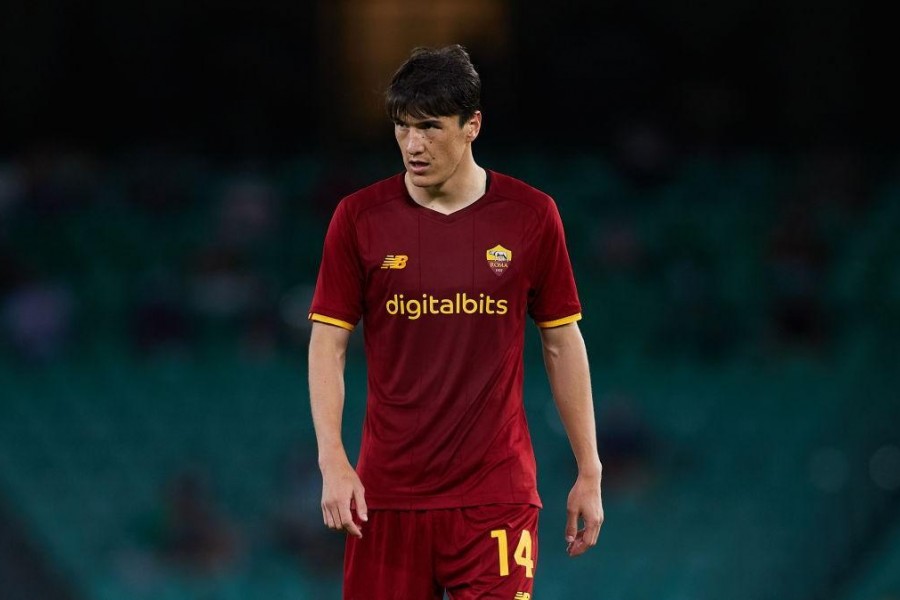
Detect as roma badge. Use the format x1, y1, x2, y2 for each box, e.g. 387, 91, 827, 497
486, 244, 512, 276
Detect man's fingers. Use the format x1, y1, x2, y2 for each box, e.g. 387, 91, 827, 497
353, 487, 368, 522
323, 501, 354, 534
565, 509, 578, 543
324, 504, 339, 530
584, 518, 602, 547
324, 502, 362, 538
567, 530, 589, 557
338, 504, 363, 538
344, 522, 363, 538
566, 520, 602, 557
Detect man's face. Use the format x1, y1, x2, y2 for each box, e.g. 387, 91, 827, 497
394, 112, 481, 189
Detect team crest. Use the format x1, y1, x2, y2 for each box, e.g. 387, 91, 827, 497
486, 244, 512, 276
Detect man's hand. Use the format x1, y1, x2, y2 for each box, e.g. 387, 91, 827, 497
320, 457, 368, 538
565, 472, 604, 557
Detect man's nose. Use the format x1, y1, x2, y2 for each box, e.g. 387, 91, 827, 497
406, 130, 425, 153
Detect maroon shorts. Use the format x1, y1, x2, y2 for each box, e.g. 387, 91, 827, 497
343, 504, 539, 600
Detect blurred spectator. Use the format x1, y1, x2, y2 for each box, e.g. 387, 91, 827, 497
188, 247, 266, 322
270, 442, 343, 574
308, 161, 366, 221
1, 273, 74, 363
656, 254, 735, 360
649, 220, 737, 360
185, 168, 290, 355
597, 391, 656, 493
0, 246, 23, 298
21, 147, 97, 215
123, 150, 194, 213
610, 117, 675, 187
129, 269, 193, 355
136, 469, 241, 575
765, 200, 831, 352
0, 162, 25, 227
214, 176, 279, 249
794, 148, 869, 215
239, 308, 282, 361
590, 215, 646, 274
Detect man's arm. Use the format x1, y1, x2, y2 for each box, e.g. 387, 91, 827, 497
309, 321, 367, 538
539, 322, 604, 557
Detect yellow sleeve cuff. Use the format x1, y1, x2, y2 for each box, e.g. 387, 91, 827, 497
536, 313, 582, 329
308, 313, 356, 331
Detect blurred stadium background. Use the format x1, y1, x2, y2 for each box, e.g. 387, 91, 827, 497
1, 1, 899, 599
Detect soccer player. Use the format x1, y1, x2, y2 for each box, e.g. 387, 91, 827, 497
308, 44, 604, 599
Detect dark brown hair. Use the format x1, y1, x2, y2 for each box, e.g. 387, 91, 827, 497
385, 45, 481, 126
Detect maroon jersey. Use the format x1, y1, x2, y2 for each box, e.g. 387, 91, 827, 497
309, 171, 582, 509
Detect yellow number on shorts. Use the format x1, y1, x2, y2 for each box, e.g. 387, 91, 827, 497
490, 529, 534, 578
513, 530, 534, 578
490, 530, 510, 576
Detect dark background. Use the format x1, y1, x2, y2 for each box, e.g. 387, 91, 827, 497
1, 2, 899, 600
0, 0, 893, 154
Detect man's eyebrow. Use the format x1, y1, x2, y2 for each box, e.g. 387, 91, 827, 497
397, 117, 442, 127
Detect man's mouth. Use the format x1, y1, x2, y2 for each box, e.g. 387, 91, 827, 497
409, 160, 429, 174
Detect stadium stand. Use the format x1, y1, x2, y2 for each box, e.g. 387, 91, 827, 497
0, 152, 897, 599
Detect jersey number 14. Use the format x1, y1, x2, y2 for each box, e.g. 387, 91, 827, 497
490, 529, 535, 578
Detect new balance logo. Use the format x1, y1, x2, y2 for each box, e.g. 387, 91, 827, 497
514, 593, 531, 600
381, 254, 408, 269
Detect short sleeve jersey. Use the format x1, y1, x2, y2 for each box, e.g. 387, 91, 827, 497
309, 171, 582, 509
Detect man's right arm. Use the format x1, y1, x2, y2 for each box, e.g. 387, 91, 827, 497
308, 321, 367, 538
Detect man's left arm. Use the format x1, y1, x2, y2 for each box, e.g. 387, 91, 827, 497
539, 322, 604, 557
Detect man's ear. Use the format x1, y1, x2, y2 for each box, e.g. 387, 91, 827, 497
467, 111, 482, 141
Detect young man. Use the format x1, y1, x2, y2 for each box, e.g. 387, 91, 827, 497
308, 45, 603, 599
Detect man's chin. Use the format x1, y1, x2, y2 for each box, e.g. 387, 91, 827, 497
406, 171, 435, 188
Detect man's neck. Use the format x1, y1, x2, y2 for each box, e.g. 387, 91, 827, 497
406, 161, 487, 216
